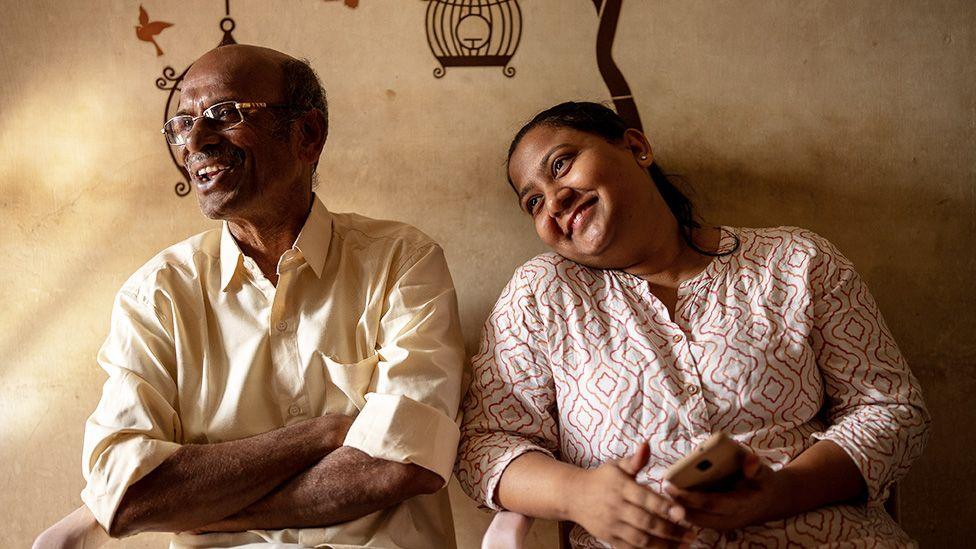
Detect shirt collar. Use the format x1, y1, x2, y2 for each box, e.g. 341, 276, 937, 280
219, 221, 246, 291
218, 195, 332, 291
294, 195, 332, 278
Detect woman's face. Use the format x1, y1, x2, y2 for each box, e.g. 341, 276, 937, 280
508, 125, 673, 269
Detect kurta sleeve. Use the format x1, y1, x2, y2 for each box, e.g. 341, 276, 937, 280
342, 243, 466, 484
455, 264, 560, 511
806, 233, 930, 504
81, 288, 182, 533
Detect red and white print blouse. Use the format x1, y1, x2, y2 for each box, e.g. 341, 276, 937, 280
456, 227, 929, 547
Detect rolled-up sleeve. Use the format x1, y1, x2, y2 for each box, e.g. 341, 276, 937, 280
455, 266, 559, 511
81, 289, 182, 533
342, 243, 466, 483
807, 234, 930, 504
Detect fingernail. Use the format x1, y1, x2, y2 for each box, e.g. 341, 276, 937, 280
669, 505, 686, 522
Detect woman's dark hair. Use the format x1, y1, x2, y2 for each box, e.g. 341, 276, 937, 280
507, 101, 736, 257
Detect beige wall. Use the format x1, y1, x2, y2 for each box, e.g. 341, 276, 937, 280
1, 1, 973, 546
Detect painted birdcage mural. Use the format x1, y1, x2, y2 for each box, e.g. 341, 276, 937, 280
426, 0, 522, 78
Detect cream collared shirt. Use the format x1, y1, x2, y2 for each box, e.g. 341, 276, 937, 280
82, 197, 466, 548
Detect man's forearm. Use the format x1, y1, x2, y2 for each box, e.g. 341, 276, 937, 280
111, 414, 352, 537
193, 446, 444, 532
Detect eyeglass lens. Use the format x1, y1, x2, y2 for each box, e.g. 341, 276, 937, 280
163, 102, 244, 145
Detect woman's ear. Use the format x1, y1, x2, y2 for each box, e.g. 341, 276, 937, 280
623, 128, 653, 168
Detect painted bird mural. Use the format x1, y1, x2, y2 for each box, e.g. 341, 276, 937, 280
136, 5, 173, 56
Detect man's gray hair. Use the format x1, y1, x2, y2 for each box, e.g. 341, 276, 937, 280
278, 58, 329, 171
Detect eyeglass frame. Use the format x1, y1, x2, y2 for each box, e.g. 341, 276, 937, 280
160, 100, 300, 146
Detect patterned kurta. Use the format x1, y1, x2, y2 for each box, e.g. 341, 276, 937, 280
456, 227, 929, 548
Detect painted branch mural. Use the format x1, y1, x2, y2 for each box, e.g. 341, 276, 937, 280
592, 0, 643, 132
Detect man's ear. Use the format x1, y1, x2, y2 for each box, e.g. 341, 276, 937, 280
623, 128, 653, 167
295, 109, 328, 165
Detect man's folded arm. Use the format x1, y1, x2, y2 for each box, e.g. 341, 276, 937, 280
83, 288, 354, 537
109, 413, 352, 537
194, 241, 467, 531
193, 446, 442, 532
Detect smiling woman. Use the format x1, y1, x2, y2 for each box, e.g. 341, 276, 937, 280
455, 102, 931, 548
508, 102, 732, 270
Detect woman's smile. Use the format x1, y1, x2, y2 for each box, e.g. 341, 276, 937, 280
565, 197, 598, 238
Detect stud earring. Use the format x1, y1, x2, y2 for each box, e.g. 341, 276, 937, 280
639, 154, 647, 160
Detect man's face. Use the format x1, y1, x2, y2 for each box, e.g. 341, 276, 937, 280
176, 46, 305, 221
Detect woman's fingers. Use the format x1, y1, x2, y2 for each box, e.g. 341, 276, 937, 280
742, 450, 762, 479
620, 441, 651, 476
619, 480, 694, 542
665, 483, 734, 515
623, 480, 684, 519
618, 502, 692, 542
610, 521, 680, 549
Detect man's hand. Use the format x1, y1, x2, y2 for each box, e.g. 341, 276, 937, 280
568, 442, 693, 549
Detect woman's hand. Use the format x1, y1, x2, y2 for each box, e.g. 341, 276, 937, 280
568, 442, 694, 548
665, 440, 866, 532
663, 450, 785, 531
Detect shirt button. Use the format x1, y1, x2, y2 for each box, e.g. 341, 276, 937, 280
672, 334, 682, 344
276, 321, 288, 332
687, 384, 700, 395
288, 405, 302, 417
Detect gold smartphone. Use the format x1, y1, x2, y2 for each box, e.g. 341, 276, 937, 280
664, 432, 746, 490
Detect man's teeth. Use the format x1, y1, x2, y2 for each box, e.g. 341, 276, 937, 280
197, 165, 228, 177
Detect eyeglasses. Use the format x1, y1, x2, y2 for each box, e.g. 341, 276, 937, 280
161, 101, 297, 146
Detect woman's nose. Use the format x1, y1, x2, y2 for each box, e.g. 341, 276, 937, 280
545, 187, 575, 217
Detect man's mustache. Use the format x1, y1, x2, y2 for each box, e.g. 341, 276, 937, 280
184, 145, 245, 172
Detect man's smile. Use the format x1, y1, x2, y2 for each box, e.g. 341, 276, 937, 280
193, 164, 236, 192
186, 147, 245, 192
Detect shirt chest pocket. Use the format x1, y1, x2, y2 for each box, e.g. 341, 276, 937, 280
317, 352, 379, 414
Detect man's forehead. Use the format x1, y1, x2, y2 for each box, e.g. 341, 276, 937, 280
178, 45, 287, 111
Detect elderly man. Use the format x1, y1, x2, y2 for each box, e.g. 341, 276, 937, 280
60, 44, 466, 548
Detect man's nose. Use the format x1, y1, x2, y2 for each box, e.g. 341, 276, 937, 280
183, 117, 221, 154
545, 187, 575, 218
